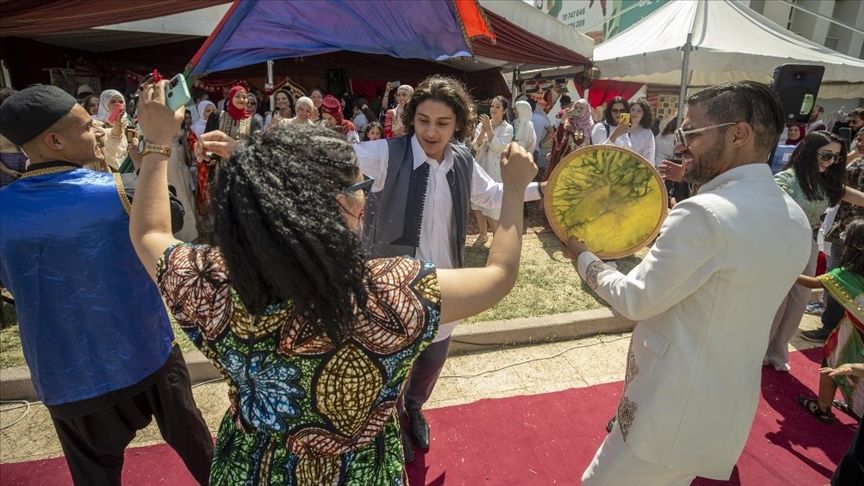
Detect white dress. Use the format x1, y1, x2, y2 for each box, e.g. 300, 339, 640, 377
167, 135, 199, 242
471, 121, 514, 219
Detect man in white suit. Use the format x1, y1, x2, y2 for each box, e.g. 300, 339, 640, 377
570, 81, 812, 485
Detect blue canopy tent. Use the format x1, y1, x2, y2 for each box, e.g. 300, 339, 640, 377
186, 0, 496, 77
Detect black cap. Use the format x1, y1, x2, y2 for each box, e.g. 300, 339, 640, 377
0, 85, 77, 146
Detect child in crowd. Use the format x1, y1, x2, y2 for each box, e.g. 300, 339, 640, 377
795, 218, 864, 423
363, 121, 383, 141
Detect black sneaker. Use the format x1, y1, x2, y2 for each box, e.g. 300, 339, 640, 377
800, 328, 832, 342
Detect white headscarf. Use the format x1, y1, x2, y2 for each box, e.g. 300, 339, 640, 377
295, 96, 314, 110
192, 100, 216, 137
94, 89, 124, 122
513, 101, 537, 153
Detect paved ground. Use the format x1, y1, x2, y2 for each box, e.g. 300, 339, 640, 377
0, 314, 824, 464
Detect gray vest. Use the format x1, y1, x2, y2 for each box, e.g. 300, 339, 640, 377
363, 136, 473, 268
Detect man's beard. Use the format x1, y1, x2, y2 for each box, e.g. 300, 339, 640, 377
683, 138, 726, 185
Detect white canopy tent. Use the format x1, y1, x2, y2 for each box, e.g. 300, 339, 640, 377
593, 0, 864, 100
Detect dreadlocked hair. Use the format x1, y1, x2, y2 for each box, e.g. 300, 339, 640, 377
841, 219, 864, 276
213, 125, 368, 343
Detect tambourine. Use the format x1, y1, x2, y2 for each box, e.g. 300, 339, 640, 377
544, 145, 668, 259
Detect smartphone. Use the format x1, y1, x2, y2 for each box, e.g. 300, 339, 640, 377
165, 74, 192, 112
107, 103, 125, 125
620, 113, 631, 125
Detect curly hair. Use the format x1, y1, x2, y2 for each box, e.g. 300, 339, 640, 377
402, 75, 476, 141
841, 219, 864, 275
630, 98, 653, 129
363, 121, 383, 141
604, 96, 629, 126
213, 125, 368, 342
783, 130, 847, 206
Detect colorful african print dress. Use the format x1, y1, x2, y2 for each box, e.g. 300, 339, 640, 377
156, 243, 441, 485
819, 267, 864, 417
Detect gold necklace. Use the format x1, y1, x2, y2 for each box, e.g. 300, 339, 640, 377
20, 165, 77, 179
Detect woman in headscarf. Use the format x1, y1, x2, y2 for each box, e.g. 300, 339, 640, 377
543, 98, 592, 181
384, 84, 414, 138
192, 100, 216, 137
198, 85, 257, 241
513, 100, 537, 154
321, 94, 360, 143
94, 89, 129, 172
204, 85, 258, 137
281, 96, 315, 127
786, 123, 806, 145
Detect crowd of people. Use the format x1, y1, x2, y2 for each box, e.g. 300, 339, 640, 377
0, 73, 863, 486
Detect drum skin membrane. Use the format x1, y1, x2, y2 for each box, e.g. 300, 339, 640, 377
545, 146, 667, 259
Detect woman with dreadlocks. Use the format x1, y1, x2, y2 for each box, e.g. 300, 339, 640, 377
128, 79, 537, 485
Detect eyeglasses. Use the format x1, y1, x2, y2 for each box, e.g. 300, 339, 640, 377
342, 175, 374, 195
674, 122, 738, 148
816, 152, 842, 163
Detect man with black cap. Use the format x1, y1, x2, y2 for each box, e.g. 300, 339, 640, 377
0, 85, 213, 485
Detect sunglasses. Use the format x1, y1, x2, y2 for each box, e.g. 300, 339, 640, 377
816, 152, 842, 163
610, 109, 624, 114
674, 122, 738, 148
342, 175, 374, 195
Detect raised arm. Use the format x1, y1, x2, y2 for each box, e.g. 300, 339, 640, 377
841, 186, 864, 206
437, 143, 537, 323
795, 275, 824, 289
128, 80, 186, 280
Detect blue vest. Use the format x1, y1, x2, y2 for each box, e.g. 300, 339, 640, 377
0, 167, 174, 405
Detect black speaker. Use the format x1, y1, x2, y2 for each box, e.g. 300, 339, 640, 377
770, 64, 825, 124
327, 68, 348, 96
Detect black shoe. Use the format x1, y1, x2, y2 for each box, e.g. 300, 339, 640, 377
408, 409, 431, 450
401, 428, 415, 463
800, 328, 832, 342
605, 416, 617, 433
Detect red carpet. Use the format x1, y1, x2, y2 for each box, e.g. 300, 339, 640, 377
1, 349, 857, 485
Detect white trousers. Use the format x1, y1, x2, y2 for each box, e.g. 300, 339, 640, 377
581, 424, 696, 486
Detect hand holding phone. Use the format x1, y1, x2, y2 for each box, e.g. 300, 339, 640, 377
619, 113, 631, 126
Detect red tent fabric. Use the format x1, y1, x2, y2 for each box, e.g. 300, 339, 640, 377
473, 10, 590, 67
0, 0, 227, 35
575, 80, 645, 108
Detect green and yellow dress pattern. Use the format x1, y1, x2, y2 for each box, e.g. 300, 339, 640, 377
818, 267, 864, 418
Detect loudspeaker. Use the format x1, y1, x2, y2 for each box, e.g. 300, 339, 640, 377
327, 68, 348, 96
770, 64, 824, 124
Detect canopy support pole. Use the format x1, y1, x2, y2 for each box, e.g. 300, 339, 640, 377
676, 32, 693, 131
511, 66, 521, 106
267, 60, 275, 112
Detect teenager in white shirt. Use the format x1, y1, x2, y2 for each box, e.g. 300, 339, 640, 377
353, 76, 543, 462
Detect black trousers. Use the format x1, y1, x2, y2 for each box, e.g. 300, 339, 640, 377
833, 418, 864, 486
47, 346, 214, 486
399, 337, 452, 414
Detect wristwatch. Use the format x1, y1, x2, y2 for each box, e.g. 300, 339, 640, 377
138, 139, 172, 158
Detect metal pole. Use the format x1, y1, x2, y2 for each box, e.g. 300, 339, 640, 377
266, 60, 275, 112
676, 32, 693, 130
511, 66, 521, 106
